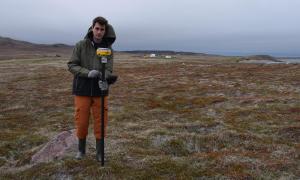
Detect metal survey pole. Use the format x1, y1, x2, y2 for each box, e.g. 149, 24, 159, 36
97, 48, 111, 166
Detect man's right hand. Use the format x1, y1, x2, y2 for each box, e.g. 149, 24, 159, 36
88, 70, 101, 78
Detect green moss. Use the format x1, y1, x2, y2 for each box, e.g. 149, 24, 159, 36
161, 139, 189, 156
148, 129, 171, 136
147, 96, 226, 113
186, 113, 216, 123
129, 137, 151, 149
0, 158, 6, 167
0, 134, 47, 160
111, 105, 143, 123
220, 163, 253, 179
145, 157, 193, 179
7, 162, 61, 179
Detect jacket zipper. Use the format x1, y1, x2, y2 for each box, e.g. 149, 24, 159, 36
75, 76, 78, 90
91, 40, 94, 96
91, 79, 93, 96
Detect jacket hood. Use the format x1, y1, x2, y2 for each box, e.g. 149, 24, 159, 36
85, 24, 116, 46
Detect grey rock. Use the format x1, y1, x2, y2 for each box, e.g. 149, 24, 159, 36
31, 130, 77, 164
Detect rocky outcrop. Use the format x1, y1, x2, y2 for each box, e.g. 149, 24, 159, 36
30, 130, 77, 164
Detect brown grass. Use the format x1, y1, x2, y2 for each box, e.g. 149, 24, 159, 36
0, 53, 299, 179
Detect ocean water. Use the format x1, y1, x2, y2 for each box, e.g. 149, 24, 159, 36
279, 59, 300, 64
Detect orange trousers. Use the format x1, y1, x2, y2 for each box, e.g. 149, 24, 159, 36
74, 96, 108, 139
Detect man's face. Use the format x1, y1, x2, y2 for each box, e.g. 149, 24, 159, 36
92, 22, 106, 41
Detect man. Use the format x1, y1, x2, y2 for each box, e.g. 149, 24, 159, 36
67, 16, 116, 161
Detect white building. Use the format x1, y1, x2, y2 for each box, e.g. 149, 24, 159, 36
149, 53, 156, 58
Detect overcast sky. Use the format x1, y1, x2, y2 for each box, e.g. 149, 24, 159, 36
0, 0, 299, 56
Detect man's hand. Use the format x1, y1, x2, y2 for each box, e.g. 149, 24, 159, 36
88, 70, 101, 78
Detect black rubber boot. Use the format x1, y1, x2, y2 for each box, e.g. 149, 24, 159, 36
96, 139, 104, 162
75, 138, 86, 160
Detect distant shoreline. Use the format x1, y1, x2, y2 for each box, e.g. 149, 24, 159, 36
1, 36, 300, 59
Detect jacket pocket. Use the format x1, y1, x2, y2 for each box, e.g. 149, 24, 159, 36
75, 76, 89, 93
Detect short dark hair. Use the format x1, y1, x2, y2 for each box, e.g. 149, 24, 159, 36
92, 16, 108, 27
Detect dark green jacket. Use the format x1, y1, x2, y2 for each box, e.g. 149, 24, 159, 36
67, 24, 116, 96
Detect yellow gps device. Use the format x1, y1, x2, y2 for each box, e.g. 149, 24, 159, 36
96, 48, 111, 57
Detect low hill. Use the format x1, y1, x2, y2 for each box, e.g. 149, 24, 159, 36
0, 36, 36, 48
0, 36, 73, 60
240, 55, 280, 62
